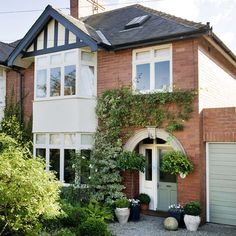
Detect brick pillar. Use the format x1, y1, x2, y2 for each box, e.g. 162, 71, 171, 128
70, 0, 79, 18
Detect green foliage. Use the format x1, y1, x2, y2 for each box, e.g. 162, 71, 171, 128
96, 88, 195, 133
184, 201, 201, 216
117, 151, 146, 172
52, 228, 76, 236
79, 217, 110, 236
82, 199, 114, 221
0, 134, 61, 235
160, 150, 194, 176
0, 94, 32, 148
115, 198, 130, 208
138, 193, 151, 204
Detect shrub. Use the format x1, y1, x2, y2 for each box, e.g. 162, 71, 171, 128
184, 201, 201, 216
138, 193, 151, 204
79, 217, 110, 236
52, 228, 76, 236
0, 134, 61, 235
115, 198, 130, 208
160, 150, 193, 176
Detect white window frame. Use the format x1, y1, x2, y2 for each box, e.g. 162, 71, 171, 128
34, 48, 97, 101
132, 44, 173, 93
33, 132, 93, 184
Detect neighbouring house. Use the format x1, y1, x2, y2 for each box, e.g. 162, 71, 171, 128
0, 41, 19, 122
5, 1, 236, 226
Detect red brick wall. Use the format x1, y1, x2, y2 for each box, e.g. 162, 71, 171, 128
203, 107, 236, 142
6, 63, 34, 123
97, 39, 206, 214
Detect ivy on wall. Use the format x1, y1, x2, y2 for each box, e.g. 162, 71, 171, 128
90, 88, 195, 202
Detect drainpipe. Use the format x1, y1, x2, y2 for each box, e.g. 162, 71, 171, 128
12, 67, 24, 123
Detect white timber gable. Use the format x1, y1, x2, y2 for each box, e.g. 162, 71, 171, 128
0, 68, 6, 122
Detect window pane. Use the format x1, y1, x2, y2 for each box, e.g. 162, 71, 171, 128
36, 70, 47, 98
65, 51, 76, 64
145, 149, 152, 181
81, 51, 94, 62
50, 134, 61, 145
136, 64, 150, 91
50, 67, 61, 97
155, 61, 170, 90
64, 149, 75, 183
64, 133, 76, 145
154, 48, 170, 59
81, 134, 93, 145
36, 148, 46, 158
80, 65, 95, 96
136, 51, 150, 60
64, 65, 76, 96
35, 134, 46, 144
81, 150, 91, 184
50, 54, 62, 65
49, 149, 60, 179
37, 57, 47, 67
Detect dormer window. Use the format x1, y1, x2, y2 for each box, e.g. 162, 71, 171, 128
133, 45, 172, 93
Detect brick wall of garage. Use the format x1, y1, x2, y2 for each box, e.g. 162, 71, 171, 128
203, 107, 236, 142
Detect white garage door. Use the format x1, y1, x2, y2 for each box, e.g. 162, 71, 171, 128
208, 143, 236, 226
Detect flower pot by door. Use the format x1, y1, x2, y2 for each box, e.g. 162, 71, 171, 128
184, 214, 201, 231
129, 205, 140, 221
115, 208, 130, 224
140, 203, 149, 211
169, 211, 185, 228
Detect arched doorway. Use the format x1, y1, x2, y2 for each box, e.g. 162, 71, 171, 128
124, 128, 184, 211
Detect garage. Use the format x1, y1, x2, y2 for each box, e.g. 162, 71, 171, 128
207, 143, 236, 226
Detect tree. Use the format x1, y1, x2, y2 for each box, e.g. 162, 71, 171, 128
0, 134, 61, 235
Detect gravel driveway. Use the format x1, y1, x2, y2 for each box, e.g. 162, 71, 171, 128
109, 215, 236, 236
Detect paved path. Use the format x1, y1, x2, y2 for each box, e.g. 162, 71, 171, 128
109, 215, 236, 236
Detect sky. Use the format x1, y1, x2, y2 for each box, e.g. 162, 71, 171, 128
0, 0, 235, 54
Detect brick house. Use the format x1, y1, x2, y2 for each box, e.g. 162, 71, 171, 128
5, 1, 236, 226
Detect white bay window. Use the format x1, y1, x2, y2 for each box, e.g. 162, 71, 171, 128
34, 133, 93, 184
133, 45, 172, 92
35, 49, 96, 99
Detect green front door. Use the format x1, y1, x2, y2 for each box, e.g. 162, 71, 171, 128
157, 149, 177, 211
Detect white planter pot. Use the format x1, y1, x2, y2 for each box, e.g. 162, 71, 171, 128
115, 207, 130, 224
184, 214, 201, 231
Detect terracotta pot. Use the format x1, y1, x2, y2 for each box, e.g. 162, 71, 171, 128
140, 203, 149, 211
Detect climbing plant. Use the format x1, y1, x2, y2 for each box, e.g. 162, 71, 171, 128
90, 87, 195, 203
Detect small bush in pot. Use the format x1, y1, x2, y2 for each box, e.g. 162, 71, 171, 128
138, 193, 151, 211
184, 201, 201, 231
114, 198, 130, 224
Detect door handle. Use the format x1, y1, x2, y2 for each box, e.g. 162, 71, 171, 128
166, 185, 171, 187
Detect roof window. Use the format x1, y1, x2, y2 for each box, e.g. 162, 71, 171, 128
125, 15, 150, 29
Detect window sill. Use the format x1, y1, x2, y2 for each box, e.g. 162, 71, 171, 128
133, 88, 173, 94
34, 95, 97, 102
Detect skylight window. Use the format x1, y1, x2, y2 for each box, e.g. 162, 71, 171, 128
125, 15, 150, 29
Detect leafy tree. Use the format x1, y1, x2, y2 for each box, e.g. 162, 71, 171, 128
0, 134, 61, 235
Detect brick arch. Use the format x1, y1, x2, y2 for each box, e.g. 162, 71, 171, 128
124, 128, 185, 152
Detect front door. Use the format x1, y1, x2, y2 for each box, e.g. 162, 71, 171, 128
140, 144, 177, 211
0, 70, 6, 122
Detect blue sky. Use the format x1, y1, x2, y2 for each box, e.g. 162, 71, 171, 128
0, 0, 235, 54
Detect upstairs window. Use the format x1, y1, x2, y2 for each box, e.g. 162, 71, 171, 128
35, 49, 96, 99
133, 45, 172, 93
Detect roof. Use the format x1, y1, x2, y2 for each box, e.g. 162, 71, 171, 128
0, 41, 18, 65
83, 4, 210, 49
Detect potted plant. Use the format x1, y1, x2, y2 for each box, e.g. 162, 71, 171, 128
129, 199, 140, 221
138, 193, 151, 211
114, 198, 130, 224
160, 150, 193, 178
184, 201, 201, 231
168, 204, 185, 228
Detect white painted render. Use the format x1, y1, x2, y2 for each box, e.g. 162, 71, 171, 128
47, 19, 55, 48
33, 98, 97, 133
37, 30, 44, 50
58, 23, 65, 46
0, 68, 6, 122
198, 49, 236, 112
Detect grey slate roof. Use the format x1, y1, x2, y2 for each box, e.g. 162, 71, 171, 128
83, 4, 210, 48
0, 41, 17, 65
